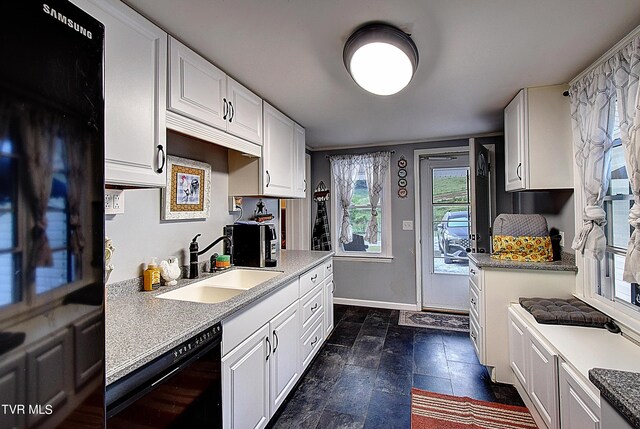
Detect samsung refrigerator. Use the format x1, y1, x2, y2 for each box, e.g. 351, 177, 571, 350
0, 1, 105, 428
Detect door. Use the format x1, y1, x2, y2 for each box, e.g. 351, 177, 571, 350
227, 77, 263, 145
528, 331, 559, 429
263, 102, 295, 197
420, 155, 470, 311
504, 89, 526, 191
559, 362, 600, 429
469, 138, 491, 254
222, 324, 270, 429
269, 302, 300, 414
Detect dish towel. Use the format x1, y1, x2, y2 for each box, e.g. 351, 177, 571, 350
312, 200, 331, 251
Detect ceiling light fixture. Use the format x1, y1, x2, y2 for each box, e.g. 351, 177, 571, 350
343, 23, 419, 96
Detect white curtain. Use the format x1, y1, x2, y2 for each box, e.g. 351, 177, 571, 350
362, 152, 390, 244
613, 35, 640, 283
570, 63, 616, 260
330, 155, 360, 244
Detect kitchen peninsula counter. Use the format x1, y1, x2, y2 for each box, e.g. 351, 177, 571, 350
105, 250, 333, 385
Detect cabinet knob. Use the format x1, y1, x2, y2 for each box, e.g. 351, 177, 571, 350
311, 336, 319, 346
266, 170, 271, 187
311, 303, 318, 312
265, 337, 271, 361
517, 162, 522, 180
272, 330, 278, 353
311, 274, 318, 282
470, 269, 476, 275
223, 98, 228, 120
229, 101, 234, 122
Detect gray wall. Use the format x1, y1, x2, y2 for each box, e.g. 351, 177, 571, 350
311, 139, 469, 306
514, 190, 575, 251
106, 131, 235, 284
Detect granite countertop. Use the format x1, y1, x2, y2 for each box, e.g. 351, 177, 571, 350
468, 252, 577, 272
105, 250, 333, 385
589, 368, 640, 428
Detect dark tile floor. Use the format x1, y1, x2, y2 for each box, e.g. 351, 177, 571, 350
269, 305, 524, 429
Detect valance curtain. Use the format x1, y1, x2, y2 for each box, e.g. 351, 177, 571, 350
613, 35, 640, 283
570, 64, 616, 260
362, 152, 390, 244
330, 155, 360, 244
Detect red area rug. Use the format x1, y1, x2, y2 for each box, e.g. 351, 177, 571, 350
411, 389, 538, 428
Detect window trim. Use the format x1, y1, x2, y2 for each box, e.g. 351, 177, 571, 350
330, 160, 393, 260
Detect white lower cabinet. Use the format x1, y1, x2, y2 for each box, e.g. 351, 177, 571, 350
324, 275, 334, 338
0, 353, 26, 429
559, 362, 600, 429
269, 301, 301, 414
528, 330, 559, 429
222, 324, 271, 429
222, 257, 333, 428
507, 308, 528, 391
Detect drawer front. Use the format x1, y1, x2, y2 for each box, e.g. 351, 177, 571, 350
300, 283, 324, 333
469, 279, 480, 322
301, 317, 324, 369
470, 315, 484, 363
299, 264, 324, 298
469, 260, 481, 290
323, 259, 333, 278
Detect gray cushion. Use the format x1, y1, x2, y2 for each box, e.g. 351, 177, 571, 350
493, 214, 549, 237
519, 297, 610, 328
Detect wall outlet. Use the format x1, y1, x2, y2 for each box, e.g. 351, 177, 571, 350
402, 220, 414, 231
559, 230, 565, 247
105, 189, 124, 215
229, 196, 243, 212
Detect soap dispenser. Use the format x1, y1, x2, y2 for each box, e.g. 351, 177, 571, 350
143, 257, 161, 291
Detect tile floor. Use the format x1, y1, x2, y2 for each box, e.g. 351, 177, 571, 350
269, 304, 524, 429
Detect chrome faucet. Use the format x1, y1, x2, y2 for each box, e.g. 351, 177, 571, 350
189, 234, 233, 279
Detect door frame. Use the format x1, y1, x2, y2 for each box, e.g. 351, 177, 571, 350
413, 145, 470, 310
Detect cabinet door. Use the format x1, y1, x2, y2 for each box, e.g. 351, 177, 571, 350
263, 102, 295, 197
0, 353, 26, 429
269, 301, 300, 414
74, 0, 167, 187
559, 362, 600, 429
227, 77, 263, 145
293, 123, 306, 198
507, 308, 528, 389
26, 329, 73, 427
74, 312, 104, 390
528, 330, 559, 429
168, 36, 226, 131
504, 89, 526, 191
324, 275, 335, 338
222, 324, 270, 429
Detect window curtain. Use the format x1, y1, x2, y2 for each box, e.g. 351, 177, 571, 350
613, 35, 640, 283
330, 155, 360, 244
19, 105, 59, 274
64, 122, 87, 263
570, 64, 616, 260
362, 151, 390, 244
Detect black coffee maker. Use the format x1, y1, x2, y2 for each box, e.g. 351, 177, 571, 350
224, 223, 278, 267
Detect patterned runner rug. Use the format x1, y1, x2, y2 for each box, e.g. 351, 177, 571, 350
411, 389, 538, 429
399, 310, 469, 332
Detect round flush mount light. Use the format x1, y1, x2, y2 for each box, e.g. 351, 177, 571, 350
343, 23, 419, 96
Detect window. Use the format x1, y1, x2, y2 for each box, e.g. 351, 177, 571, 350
330, 154, 392, 259
599, 103, 638, 312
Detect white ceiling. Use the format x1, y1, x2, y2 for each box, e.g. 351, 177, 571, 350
124, 0, 640, 150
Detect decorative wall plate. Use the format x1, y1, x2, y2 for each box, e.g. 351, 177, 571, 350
398, 168, 407, 178
398, 158, 407, 168
398, 188, 408, 198
398, 178, 407, 187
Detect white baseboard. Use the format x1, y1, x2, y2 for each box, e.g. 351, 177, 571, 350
333, 297, 419, 311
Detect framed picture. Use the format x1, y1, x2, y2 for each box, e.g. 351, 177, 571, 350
161, 156, 211, 220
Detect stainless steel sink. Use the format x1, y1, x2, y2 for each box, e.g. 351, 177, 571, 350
156, 269, 283, 304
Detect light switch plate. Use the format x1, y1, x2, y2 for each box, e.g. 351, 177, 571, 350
402, 220, 414, 231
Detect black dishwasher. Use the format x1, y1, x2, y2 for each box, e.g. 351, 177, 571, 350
106, 323, 222, 428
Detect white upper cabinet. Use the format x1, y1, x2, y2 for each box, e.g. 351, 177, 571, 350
168, 37, 262, 146
73, 0, 167, 187
504, 84, 573, 191
262, 102, 296, 197
293, 123, 306, 198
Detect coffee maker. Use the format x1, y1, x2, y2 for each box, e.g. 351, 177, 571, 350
224, 223, 277, 267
